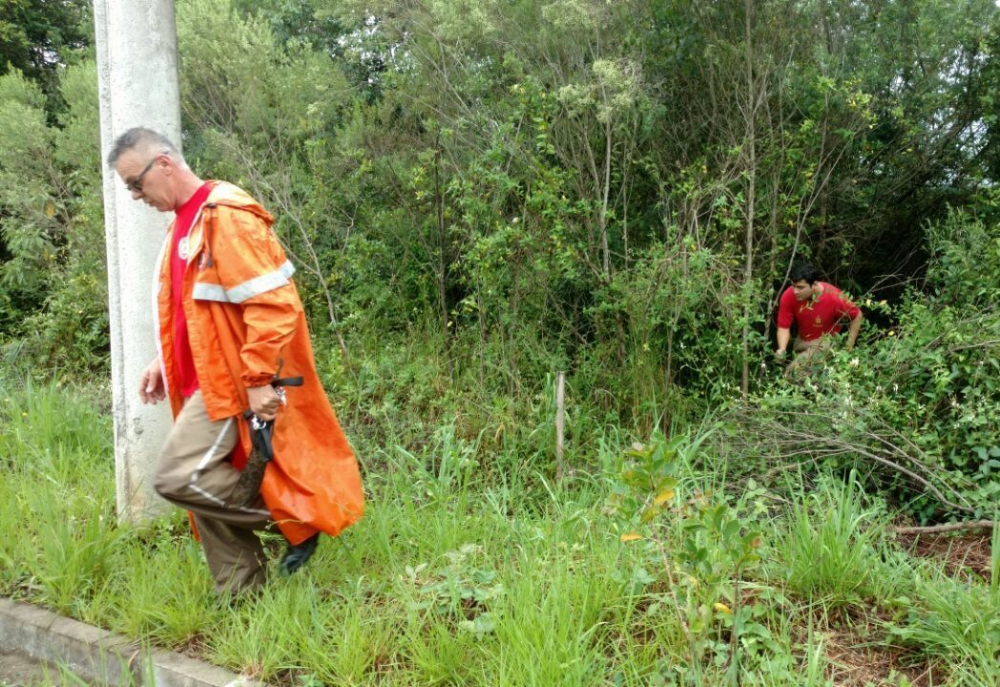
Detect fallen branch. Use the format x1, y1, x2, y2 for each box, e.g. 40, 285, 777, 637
888, 521, 997, 535
730, 406, 977, 514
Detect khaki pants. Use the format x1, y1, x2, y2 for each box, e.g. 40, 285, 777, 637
154, 391, 271, 594
785, 336, 833, 379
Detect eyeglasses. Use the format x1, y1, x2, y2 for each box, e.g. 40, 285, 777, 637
125, 156, 159, 193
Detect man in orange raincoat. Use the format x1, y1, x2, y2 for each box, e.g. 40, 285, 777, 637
107, 127, 364, 594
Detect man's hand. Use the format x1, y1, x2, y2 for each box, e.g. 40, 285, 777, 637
776, 327, 791, 363
846, 311, 863, 351
139, 359, 166, 404
247, 384, 282, 421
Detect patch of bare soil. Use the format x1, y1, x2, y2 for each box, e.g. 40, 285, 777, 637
895, 532, 993, 582
792, 608, 937, 687
822, 626, 936, 686
808, 532, 994, 686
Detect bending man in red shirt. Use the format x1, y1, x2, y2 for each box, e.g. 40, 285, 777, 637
775, 263, 863, 374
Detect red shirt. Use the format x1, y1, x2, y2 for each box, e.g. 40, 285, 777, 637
777, 282, 860, 341
171, 182, 214, 398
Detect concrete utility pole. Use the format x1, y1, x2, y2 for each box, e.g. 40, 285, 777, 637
94, 0, 181, 523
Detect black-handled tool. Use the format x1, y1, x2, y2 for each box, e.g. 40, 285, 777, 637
229, 371, 303, 509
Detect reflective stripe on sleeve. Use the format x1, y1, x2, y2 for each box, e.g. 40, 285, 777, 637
191, 260, 296, 304
191, 283, 230, 302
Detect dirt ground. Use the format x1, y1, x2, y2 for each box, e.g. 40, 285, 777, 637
896, 531, 993, 581
819, 530, 991, 686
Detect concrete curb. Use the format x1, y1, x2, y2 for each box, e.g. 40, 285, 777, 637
0, 598, 266, 686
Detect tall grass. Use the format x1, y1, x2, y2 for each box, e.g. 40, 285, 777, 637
767, 475, 891, 607
3, 378, 1000, 685
884, 555, 1000, 681
0, 379, 118, 611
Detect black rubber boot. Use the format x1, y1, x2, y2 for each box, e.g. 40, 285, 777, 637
279, 533, 320, 576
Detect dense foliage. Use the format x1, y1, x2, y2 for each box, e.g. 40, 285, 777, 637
744, 211, 1000, 520
0, 0, 90, 102
6, 2, 1000, 684
1, 0, 1000, 520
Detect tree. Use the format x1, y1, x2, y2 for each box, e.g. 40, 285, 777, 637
0, 0, 90, 98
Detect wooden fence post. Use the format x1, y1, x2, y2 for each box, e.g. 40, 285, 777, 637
556, 371, 566, 481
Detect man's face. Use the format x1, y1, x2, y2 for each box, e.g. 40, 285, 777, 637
115, 149, 172, 212
791, 279, 814, 302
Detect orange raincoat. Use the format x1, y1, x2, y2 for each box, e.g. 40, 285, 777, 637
155, 182, 364, 545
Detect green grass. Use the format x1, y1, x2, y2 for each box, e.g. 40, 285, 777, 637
767, 475, 891, 607
2, 379, 999, 685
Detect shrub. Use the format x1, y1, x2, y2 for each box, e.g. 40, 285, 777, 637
743, 210, 1000, 521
